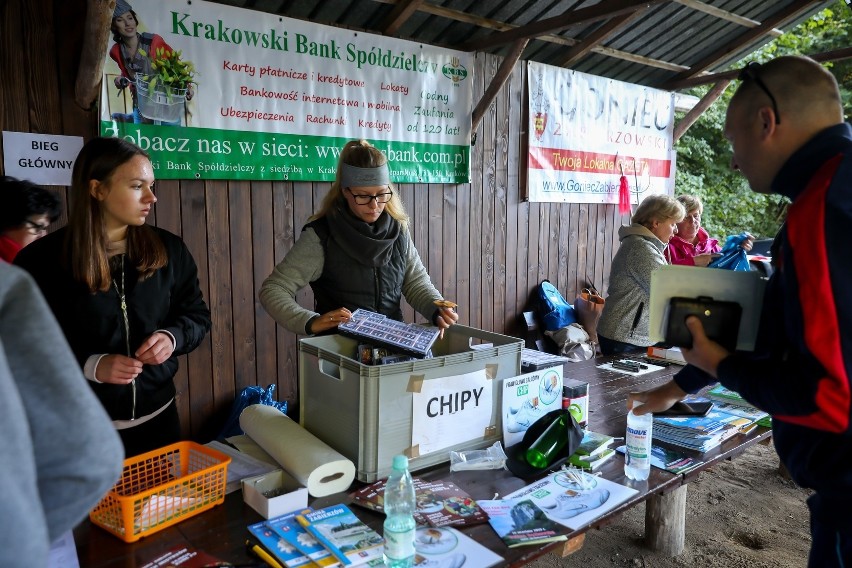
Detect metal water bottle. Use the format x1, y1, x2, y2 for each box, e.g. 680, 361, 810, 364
383, 455, 416, 567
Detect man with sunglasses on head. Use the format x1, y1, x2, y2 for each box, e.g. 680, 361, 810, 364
261, 139, 458, 337
629, 56, 852, 567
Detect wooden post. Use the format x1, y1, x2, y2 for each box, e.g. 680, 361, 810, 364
645, 484, 687, 556
559, 533, 586, 557
672, 79, 730, 143
75, 0, 115, 110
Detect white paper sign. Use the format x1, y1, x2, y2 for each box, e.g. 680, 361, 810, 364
2, 131, 83, 186
411, 369, 492, 455
501, 366, 563, 447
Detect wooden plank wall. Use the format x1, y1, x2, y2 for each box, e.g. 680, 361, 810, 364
1, 0, 625, 442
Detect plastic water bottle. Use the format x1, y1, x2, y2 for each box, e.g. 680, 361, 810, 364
624, 402, 653, 481
383, 455, 416, 567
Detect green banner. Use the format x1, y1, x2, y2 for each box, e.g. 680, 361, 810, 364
101, 122, 469, 183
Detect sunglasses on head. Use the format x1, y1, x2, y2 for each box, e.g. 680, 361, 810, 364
738, 62, 780, 125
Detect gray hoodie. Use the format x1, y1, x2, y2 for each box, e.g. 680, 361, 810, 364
596, 223, 667, 347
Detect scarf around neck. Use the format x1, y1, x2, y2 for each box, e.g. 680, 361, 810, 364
326, 204, 401, 267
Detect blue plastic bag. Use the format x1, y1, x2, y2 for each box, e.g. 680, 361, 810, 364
217, 384, 288, 439
708, 232, 751, 271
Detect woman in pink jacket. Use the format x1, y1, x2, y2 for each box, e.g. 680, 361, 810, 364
666, 195, 753, 266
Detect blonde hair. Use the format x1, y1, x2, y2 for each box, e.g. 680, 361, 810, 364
677, 194, 702, 215
633, 194, 685, 229
312, 140, 409, 230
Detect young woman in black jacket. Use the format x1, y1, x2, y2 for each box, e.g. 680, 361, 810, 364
15, 137, 211, 457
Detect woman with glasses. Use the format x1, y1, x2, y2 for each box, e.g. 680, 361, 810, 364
14, 137, 211, 457
0, 177, 61, 263
261, 139, 458, 336
667, 194, 753, 266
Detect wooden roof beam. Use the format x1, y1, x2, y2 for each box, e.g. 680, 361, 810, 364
664, 46, 852, 90
471, 38, 528, 136
555, 10, 647, 68
673, 79, 731, 142
460, 0, 669, 53
76, 0, 114, 110
663, 0, 823, 87
672, 0, 784, 37
381, 0, 424, 36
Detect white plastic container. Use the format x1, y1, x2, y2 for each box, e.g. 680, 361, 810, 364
624, 402, 653, 480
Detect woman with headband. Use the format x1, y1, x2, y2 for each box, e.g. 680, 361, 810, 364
260, 140, 458, 336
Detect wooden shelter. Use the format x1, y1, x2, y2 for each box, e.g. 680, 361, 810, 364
0, 0, 844, 440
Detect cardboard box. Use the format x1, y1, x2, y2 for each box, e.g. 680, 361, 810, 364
242, 469, 308, 519
299, 325, 523, 482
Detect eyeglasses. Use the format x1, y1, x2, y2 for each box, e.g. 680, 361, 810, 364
346, 188, 393, 205
738, 62, 781, 125
25, 220, 50, 235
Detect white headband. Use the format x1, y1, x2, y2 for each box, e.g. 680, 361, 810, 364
339, 162, 390, 188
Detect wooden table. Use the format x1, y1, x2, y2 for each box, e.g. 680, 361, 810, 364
74, 353, 771, 567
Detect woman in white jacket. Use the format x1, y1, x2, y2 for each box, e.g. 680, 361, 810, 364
596, 195, 685, 355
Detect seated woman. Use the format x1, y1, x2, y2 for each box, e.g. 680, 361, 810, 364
260, 139, 458, 337
667, 194, 752, 266
596, 194, 685, 355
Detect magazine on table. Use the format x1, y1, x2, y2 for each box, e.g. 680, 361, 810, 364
295, 504, 384, 566
478, 497, 568, 547
503, 468, 638, 530
411, 526, 503, 567
266, 508, 341, 567
247, 519, 315, 568
350, 477, 488, 528
615, 444, 702, 475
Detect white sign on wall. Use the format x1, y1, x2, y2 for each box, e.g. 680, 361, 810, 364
411, 369, 493, 455
526, 61, 676, 204
2, 131, 84, 186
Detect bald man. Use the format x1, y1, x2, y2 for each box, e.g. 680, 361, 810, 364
629, 56, 852, 566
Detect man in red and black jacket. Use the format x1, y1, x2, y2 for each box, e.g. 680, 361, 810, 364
630, 55, 852, 567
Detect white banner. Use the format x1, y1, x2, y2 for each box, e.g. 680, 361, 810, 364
100, 0, 473, 182
527, 61, 676, 203
411, 369, 493, 455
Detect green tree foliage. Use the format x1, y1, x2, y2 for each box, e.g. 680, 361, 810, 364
674, 1, 850, 240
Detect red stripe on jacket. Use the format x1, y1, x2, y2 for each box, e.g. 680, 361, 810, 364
777, 154, 850, 432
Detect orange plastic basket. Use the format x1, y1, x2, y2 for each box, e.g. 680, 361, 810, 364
89, 441, 231, 543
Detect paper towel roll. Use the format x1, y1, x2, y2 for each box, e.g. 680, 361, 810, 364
239, 404, 355, 497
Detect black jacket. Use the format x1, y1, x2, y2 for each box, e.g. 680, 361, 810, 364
15, 226, 211, 420
674, 123, 852, 529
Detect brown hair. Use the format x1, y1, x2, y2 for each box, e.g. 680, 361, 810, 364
312, 140, 409, 230
66, 137, 167, 292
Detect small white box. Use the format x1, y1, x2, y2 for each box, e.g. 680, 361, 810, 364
241, 469, 308, 519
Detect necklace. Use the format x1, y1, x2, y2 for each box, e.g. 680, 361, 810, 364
112, 254, 131, 357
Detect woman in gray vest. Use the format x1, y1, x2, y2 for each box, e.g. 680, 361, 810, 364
260, 139, 458, 336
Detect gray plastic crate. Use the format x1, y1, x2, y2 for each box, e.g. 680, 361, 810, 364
299, 325, 523, 482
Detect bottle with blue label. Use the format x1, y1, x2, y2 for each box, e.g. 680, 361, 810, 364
624, 401, 653, 481
383, 455, 416, 567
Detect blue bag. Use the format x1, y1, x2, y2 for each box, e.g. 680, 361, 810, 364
708, 232, 752, 272
217, 384, 288, 439
536, 280, 577, 331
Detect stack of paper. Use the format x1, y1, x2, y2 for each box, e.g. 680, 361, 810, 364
705, 385, 771, 427
653, 408, 754, 452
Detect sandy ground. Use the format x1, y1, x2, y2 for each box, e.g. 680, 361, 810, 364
528, 443, 813, 567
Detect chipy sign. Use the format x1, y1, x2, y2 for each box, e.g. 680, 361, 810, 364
411, 369, 493, 455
